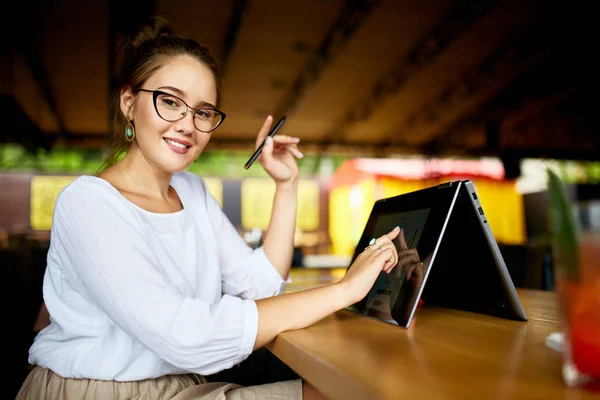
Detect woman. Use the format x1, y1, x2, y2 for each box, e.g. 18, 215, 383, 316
17, 17, 400, 399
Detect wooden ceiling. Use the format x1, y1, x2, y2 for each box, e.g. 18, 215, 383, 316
2, 0, 598, 161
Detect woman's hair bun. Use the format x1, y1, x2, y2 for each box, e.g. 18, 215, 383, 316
130, 16, 174, 49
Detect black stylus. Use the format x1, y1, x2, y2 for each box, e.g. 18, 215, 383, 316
244, 116, 286, 170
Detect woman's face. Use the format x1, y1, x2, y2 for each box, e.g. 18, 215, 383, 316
121, 55, 218, 173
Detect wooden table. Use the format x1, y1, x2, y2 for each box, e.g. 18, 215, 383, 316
267, 288, 599, 400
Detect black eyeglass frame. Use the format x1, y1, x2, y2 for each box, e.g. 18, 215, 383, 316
136, 88, 226, 133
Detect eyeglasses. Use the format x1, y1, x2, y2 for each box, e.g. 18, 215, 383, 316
136, 89, 226, 133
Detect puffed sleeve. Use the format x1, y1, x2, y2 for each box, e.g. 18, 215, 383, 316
198, 178, 287, 300
52, 182, 259, 375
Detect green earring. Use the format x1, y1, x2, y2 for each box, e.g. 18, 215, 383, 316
125, 121, 135, 142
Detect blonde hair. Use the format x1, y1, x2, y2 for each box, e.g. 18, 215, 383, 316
99, 17, 222, 172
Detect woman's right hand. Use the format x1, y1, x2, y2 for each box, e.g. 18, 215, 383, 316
337, 227, 401, 306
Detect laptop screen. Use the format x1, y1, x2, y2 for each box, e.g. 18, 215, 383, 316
345, 180, 527, 327
361, 207, 432, 326
346, 182, 461, 327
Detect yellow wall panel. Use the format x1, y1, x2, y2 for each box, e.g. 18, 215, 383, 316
241, 178, 320, 231
203, 177, 223, 207
329, 178, 376, 256
30, 176, 76, 230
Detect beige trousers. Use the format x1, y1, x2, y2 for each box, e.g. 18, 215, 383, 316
16, 366, 302, 400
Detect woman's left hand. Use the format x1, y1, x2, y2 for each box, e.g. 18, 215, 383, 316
255, 116, 303, 184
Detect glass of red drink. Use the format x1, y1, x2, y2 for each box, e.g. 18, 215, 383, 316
549, 170, 600, 390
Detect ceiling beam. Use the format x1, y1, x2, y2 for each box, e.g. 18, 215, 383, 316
1, 95, 53, 152
384, 21, 551, 147
425, 49, 584, 153
424, 1, 596, 153
0, 33, 13, 95
1, 0, 52, 151
503, 92, 592, 152
326, 0, 498, 143
274, 0, 382, 118
16, 30, 68, 140
220, 0, 248, 76
501, 88, 577, 138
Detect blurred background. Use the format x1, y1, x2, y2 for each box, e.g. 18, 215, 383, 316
1, 0, 599, 393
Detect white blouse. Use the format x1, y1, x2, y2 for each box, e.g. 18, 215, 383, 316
28, 172, 287, 381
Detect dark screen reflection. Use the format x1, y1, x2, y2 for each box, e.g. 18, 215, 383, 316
354, 208, 433, 327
